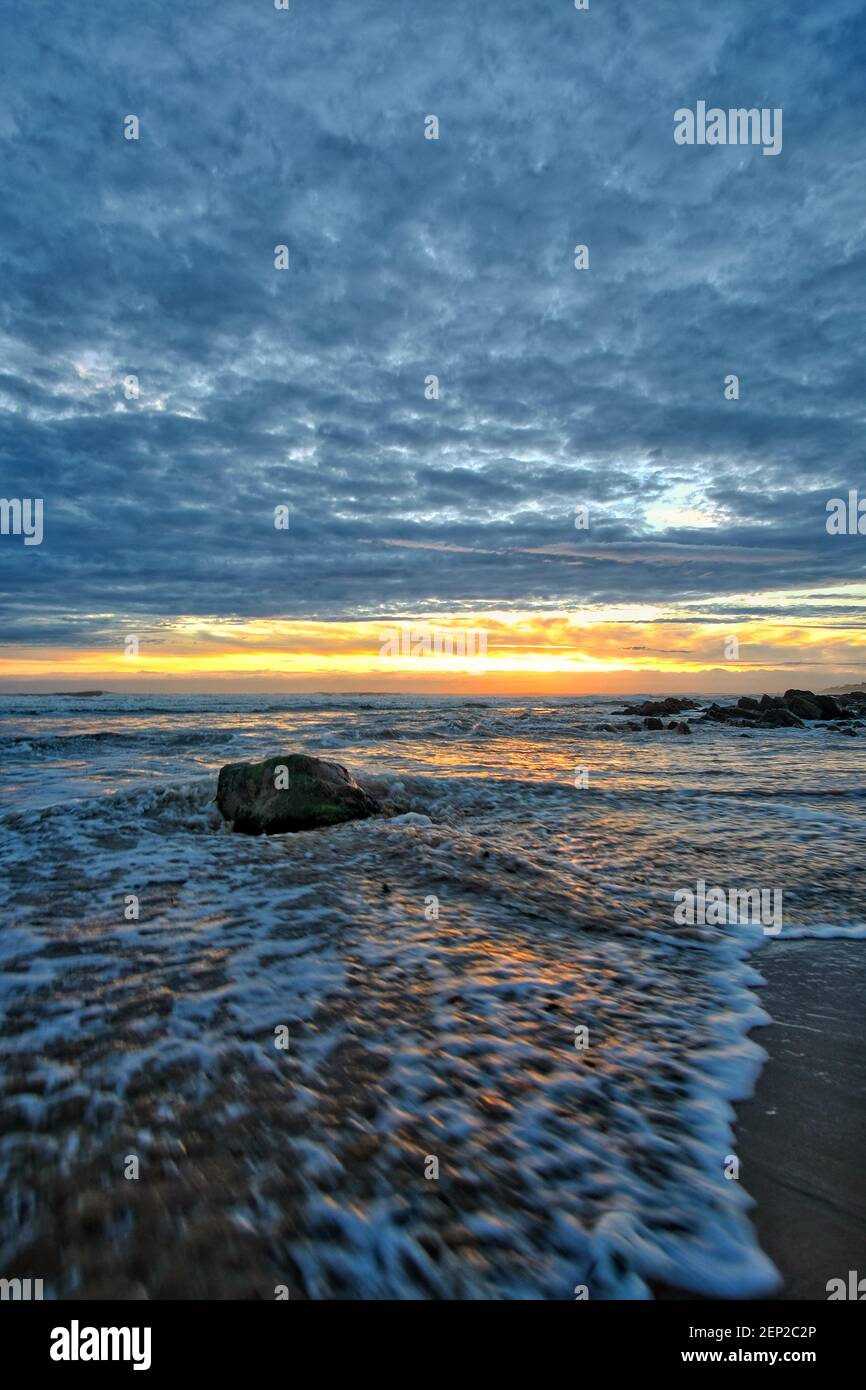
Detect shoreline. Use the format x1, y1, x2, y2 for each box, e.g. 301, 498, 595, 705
732, 938, 866, 1301
659, 938, 866, 1300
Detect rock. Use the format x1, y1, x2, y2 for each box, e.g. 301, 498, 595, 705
699, 689, 838, 727
783, 689, 823, 719
217, 754, 381, 835
786, 697, 820, 719
700, 703, 734, 723
699, 699, 803, 728
759, 708, 804, 728
622, 697, 697, 716
813, 694, 843, 718
600, 689, 856, 737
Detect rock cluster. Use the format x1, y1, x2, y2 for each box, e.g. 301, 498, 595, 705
620, 697, 698, 717
700, 689, 866, 731
607, 688, 866, 735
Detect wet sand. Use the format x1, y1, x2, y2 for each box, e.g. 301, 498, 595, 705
734, 939, 866, 1300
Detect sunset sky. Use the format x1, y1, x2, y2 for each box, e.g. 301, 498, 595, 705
2, 0, 864, 695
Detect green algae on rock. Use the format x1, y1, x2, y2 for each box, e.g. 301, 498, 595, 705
217, 754, 380, 835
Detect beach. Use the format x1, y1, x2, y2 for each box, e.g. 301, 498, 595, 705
735, 939, 866, 1301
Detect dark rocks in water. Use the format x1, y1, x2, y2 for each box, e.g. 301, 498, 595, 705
760, 707, 804, 728
217, 754, 381, 835
784, 689, 823, 720
781, 689, 844, 719
697, 688, 853, 729
621, 697, 697, 717
812, 694, 843, 719
596, 688, 856, 737
701, 702, 734, 723
699, 700, 804, 729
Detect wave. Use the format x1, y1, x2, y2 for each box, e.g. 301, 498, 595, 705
0, 728, 237, 759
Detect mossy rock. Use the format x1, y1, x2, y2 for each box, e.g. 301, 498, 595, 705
217, 754, 380, 835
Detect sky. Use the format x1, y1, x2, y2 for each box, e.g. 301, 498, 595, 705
1, 0, 865, 694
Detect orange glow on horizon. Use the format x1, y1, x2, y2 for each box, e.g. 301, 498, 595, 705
2, 605, 865, 694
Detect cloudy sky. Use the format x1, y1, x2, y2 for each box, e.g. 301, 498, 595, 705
1, 0, 865, 692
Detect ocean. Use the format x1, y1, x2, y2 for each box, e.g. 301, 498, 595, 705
1, 692, 864, 1299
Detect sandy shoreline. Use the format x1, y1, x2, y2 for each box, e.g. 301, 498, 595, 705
655, 937, 865, 1302
731, 938, 866, 1301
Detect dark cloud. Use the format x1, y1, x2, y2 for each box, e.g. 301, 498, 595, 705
1, 0, 865, 644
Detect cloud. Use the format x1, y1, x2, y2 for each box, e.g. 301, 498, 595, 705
1, 0, 864, 655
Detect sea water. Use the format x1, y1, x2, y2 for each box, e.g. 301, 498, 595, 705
0, 692, 863, 1298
